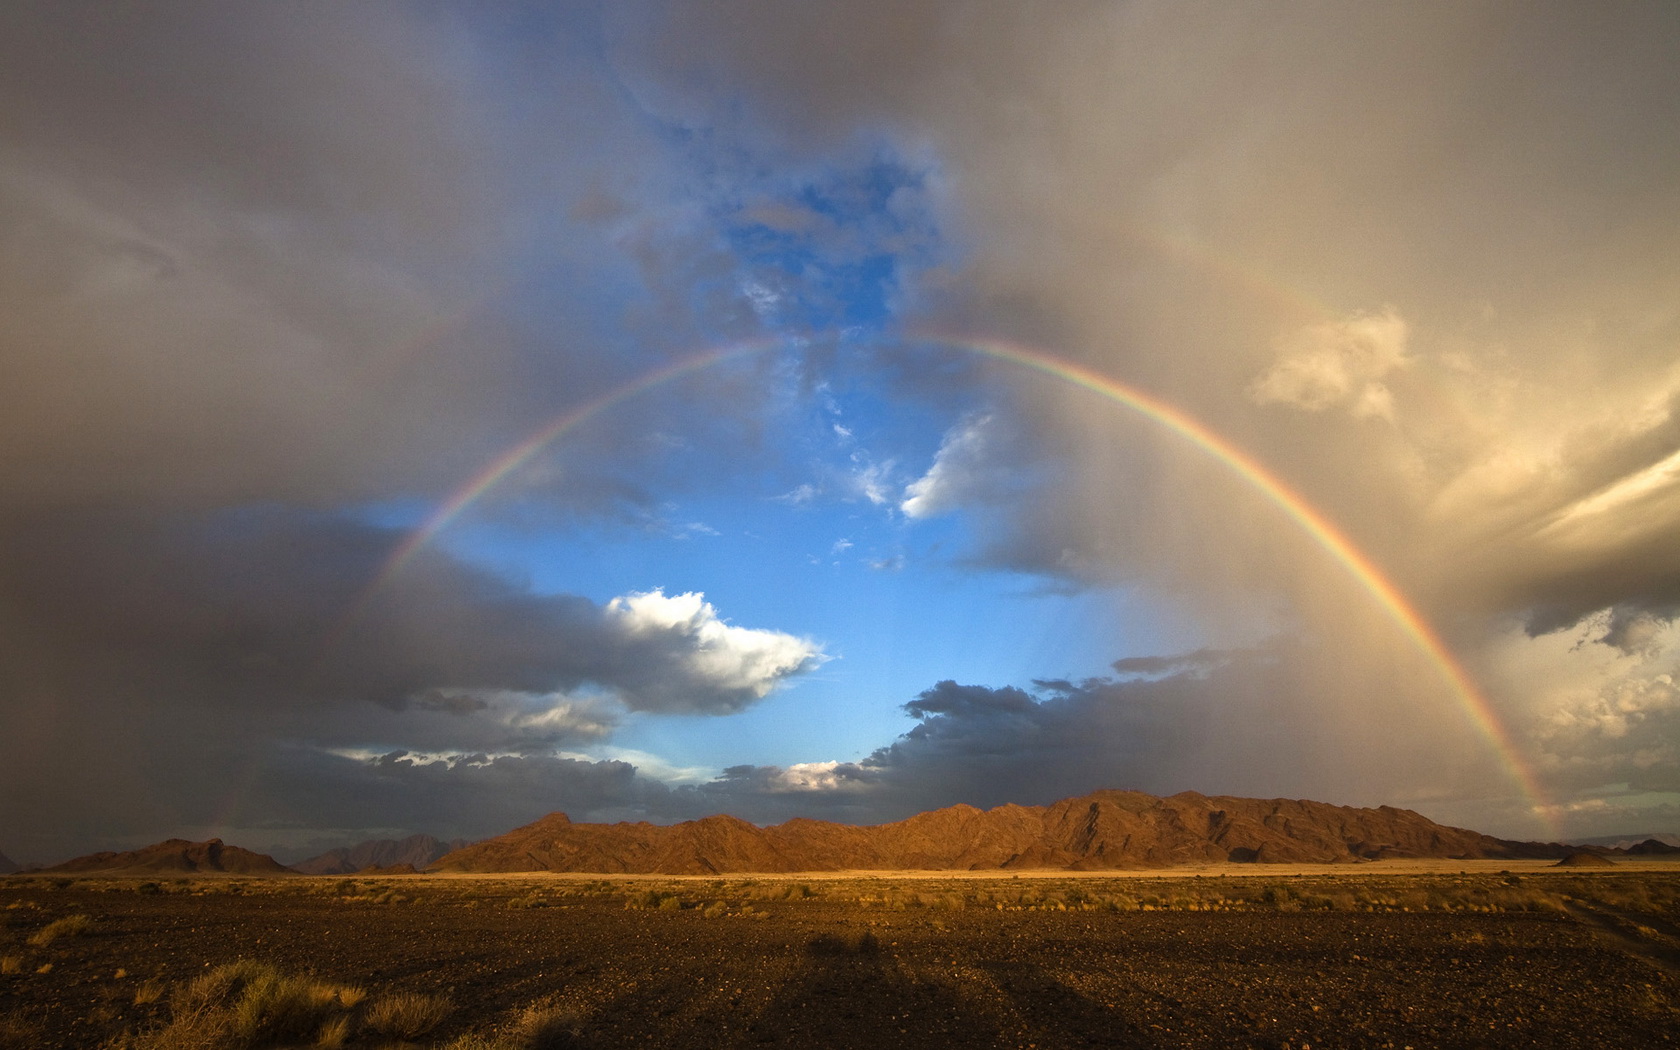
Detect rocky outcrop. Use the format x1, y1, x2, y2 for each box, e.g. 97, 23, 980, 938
432, 790, 1565, 874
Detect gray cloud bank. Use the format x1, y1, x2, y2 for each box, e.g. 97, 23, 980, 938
0, 508, 820, 859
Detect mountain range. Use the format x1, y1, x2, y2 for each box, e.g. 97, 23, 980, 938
23, 791, 1680, 876
430, 790, 1572, 874
291, 833, 470, 875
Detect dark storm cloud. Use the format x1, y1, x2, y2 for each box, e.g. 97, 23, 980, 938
0, 507, 818, 718
606, 0, 1680, 843
614, 0, 1680, 637
0, 1, 804, 520
0, 507, 820, 859
660, 639, 1501, 829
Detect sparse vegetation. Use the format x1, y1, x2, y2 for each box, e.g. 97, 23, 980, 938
0, 869, 1673, 1047
28, 913, 93, 946
446, 1003, 580, 1050
363, 991, 454, 1040
0, 1012, 45, 1050
106, 960, 366, 1049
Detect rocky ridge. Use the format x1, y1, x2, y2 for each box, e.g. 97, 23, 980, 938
430, 789, 1567, 874
39, 838, 292, 876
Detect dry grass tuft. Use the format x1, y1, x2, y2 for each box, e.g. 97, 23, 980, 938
440, 1002, 581, 1050
28, 913, 93, 946
0, 956, 21, 975
313, 1014, 350, 1048
363, 991, 454, 1040
112, 960, 365, 1050
508, 1004, 582, 1050
0, 1012, 45, 1050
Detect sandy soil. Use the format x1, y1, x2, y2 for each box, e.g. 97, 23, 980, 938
3, 869, 1678, 1048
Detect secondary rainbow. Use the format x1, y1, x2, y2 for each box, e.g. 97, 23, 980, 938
339, 332, 1551, 824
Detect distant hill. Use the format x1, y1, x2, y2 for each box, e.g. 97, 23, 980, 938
1567, 832, 1680, 851
431, 790, 1570, 875
0, 850, 18, 875
41, 838, 293, 876
1624, 838, 1680, 855
294, 833, 468, 875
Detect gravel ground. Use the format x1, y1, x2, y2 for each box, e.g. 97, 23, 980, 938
2, 874, 1677, 1048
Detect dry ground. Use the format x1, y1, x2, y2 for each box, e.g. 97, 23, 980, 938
2, 865, 1678, 1048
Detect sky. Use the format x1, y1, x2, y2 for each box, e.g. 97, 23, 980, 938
3, 1, 1679, 864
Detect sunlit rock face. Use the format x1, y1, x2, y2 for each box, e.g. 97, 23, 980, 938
430, 790, 1560, 874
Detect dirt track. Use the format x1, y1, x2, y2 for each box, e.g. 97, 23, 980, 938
3, 872, 1678, 1048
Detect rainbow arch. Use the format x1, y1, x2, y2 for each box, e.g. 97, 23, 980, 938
337, 332, 1550, 822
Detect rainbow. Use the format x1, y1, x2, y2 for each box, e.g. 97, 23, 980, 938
332, 337, 783, 632
932, 334, 1551, 821
336, 332, 1550, 823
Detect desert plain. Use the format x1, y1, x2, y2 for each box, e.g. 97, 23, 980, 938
3, 861, 1678, 1049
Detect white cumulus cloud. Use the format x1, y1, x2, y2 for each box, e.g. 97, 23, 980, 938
901, 413, 997, 519
604, 589, 828, 713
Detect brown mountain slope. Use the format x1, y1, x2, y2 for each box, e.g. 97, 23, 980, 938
432, 790, 1565, 874
42, 838, 293, 876
293, 834, 468, 875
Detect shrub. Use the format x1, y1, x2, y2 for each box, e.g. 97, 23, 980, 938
626, 889, 681, 910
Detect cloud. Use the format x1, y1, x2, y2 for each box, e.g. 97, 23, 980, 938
604, 589, 828, 713
659, 635, 1518, 829
900, 413, 1005, 518
6, 1, 1680, 856
1248, 309, 1410, 420
1109, 648, 1233, 680
0, 508, 823, 858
